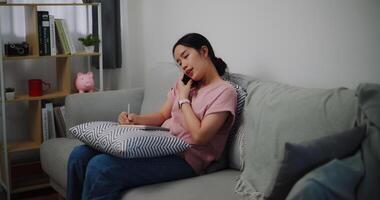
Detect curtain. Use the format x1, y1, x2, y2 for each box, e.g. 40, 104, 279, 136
92, 0, 122, 69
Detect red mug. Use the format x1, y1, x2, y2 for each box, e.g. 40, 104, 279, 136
28, 79, 51, 97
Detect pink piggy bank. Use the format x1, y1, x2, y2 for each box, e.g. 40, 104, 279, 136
75, 72, 95, 93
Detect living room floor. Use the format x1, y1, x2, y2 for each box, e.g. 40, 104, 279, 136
0, 187, 60, 200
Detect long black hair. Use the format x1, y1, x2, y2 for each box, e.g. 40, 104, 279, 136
172, 33, 228, 76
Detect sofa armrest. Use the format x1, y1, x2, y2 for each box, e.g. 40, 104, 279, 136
65, 88, 144, 135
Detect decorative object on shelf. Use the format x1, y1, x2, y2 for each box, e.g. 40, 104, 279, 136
28, 79, 51, 97
5, 88, 15, 100
75, 72, 95, 93
78, 34, 100, 52
4, 42, 30, 56
82, 0, 94, 3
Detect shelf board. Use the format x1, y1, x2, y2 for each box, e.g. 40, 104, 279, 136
0, 3, 99, 7
3, 51, 100, 61
6, 91, 69, 102
12, 174, 50, 194
7, 141, 40, 153
72, 51, 101, 57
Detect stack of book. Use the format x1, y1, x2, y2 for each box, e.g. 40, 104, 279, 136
37, 10, 76, 56
42, 103, 67, 141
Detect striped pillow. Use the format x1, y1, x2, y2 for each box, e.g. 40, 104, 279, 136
69, 121, 190, 158
224, 80, 248, 134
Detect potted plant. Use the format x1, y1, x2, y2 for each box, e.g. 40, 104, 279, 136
5, 87, 15, 100
78, 34, 101, 52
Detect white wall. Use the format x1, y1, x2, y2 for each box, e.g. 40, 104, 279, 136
119, 0, 380, 89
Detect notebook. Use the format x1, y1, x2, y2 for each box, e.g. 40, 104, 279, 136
119, 125, 170, 131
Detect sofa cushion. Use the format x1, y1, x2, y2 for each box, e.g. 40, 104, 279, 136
286, 151, 364, 200
267, 126, 365, 200
355, 83, 380, 200
69, 121, 189, 158
122, 169, 242, 200
235, 80, 357, 199
40, 138, 83, 191
225, 73, 256, 170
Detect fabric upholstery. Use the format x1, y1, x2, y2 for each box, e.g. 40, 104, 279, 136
226, 73, 256, 170
40, 138, 83, 192
41, 63, 380, 200
65, 88, 144, 138
69, 121, 189, 158
122, 170, 242, 200
286, 151, 364, 200
267, 126, 365, 200
355, 83, 380, 200
235, 80, 357, 199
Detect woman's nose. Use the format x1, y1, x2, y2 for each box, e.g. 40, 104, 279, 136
181, 62, 188, 71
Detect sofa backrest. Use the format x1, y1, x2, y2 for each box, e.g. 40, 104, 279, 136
235, 80, 358, 192
140, 62, 179, 114
65, 89, 144, 137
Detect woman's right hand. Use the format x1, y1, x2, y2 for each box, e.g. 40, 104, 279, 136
118, 112, 137, 125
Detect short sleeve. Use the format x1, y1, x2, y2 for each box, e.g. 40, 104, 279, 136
166, 78, 181, 103
204, 86, 237, 122
167, 87, 175, 102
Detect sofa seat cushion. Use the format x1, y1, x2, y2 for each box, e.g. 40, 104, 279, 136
40, 138, 83, 191
122, 169, 242, 200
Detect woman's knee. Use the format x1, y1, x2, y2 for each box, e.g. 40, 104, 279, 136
68, 145, 97, 166
86, 154, 115, 175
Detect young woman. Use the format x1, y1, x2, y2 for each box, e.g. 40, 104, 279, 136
67, 33, 237, 200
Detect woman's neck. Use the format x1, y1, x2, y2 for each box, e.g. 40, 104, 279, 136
201, 62, 222, 87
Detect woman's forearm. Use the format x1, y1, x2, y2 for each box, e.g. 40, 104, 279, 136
180, 104, 203, 143
134, 112, 167, 126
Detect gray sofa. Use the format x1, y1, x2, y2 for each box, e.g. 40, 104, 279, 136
41, 63, 375, 199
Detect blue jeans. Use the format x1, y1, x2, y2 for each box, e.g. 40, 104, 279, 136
67, 145, 196, 200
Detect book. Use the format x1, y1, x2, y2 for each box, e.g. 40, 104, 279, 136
53, 106, 66, 137
55, 19, 70, 54
60, 19, 76, 54
118, 125, 170, 131
37, 11, 51, 56
49, 15, 57, 56
41, 108, 49, 141
60, 106, 66, 125
45, 103, 56, 139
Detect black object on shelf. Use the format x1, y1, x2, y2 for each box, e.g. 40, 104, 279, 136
4, 42, 30, 56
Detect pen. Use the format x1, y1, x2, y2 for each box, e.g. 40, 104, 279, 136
127, 103, 130, 114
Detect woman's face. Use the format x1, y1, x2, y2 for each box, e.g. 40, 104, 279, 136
173, 45, 209, 81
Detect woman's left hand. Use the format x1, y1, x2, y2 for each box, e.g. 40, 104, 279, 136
178, 79, 193, 99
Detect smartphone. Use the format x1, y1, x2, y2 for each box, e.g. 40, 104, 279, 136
181, 74, 192, 85
181, 74, 198, 88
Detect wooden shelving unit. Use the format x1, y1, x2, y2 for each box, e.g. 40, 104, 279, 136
3, 52, 101, 61
0, 3, 103, 199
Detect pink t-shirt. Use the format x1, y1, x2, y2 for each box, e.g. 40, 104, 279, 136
161, 78, 237, 174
